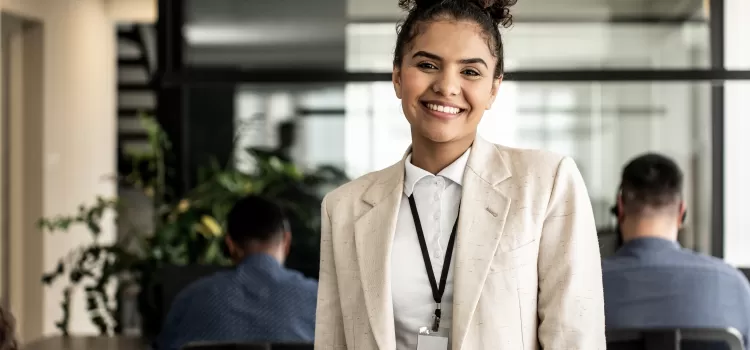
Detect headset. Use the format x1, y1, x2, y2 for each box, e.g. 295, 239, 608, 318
609, 186, 686, 249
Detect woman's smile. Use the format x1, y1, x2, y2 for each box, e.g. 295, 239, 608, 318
419, 100, 467, 120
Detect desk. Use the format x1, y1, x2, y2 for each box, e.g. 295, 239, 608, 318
25, 336, 150, 350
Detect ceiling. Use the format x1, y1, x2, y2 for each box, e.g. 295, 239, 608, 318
347, 0, 706, 21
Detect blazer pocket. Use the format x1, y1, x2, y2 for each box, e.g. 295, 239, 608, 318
489, 238, 538, 275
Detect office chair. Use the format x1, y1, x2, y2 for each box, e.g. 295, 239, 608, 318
182, 342, 314, 350
740, 268, 750, 282
606, 328, 744, 350
270, 345, 314, 350
140, 264, 231, 341
182, 342, 267, 350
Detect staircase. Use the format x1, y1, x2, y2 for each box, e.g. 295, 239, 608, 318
116, 24, 157, 174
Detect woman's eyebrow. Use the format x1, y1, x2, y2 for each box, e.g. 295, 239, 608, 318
412, 50, 488, 68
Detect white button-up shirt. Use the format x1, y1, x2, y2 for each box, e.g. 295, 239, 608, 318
391, 149, 470, 350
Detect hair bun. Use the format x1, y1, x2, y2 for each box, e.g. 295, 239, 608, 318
397, 0, 437, 11
476, 0, 517, 27
398, 0, 517, 27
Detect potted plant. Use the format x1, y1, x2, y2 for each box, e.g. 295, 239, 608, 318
39, 116, 347, 336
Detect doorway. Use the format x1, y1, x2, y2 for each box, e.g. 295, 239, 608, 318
1, 11, 45, 343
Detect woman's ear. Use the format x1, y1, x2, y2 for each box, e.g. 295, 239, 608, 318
486, 77, 502, 110
392, 66, 403, 100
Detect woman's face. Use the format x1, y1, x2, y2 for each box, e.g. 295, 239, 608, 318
393, 19, 501, 145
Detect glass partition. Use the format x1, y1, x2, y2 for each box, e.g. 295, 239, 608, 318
347, 21, 710, 72
234, 84, 347, 173
233, 81, 712, 257
184, 0, 347, 69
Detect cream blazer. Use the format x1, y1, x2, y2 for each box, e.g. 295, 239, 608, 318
315, 136, 606, 350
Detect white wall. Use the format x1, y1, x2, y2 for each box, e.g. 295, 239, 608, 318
106, 0, 157, 22
0, 0, 155, 342
723, 0, 750, 267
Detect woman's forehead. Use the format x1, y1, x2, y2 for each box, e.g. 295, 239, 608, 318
407, 20, 496, 61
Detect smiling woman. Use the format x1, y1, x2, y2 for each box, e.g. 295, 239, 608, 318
392, 17, 502, 174
315, 0, 606, 349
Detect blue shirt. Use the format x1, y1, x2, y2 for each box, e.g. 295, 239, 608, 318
602, 237, 750, 345
157, 254, 318, 350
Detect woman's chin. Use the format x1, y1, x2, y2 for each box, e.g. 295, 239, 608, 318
418, 129, 463, 144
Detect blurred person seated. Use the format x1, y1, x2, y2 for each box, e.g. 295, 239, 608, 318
0, 305, 18, 350
157, 195, 318, 350
603, 153, 750, 344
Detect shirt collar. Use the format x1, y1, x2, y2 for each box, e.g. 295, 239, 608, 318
403, 148, 471, 196
238, 253, 282, 270
616, 237, 681, 256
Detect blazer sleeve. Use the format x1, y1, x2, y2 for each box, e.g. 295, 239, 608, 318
314, 196, 347, 349
537, 157, 606, 349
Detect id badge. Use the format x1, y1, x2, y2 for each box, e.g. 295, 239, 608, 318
416, 326, 451, 350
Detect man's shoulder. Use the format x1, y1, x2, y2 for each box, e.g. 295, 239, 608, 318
163, 271, 236, 319
279, 268, 319, 294
601, 253, 635, 269
674, 248, 746, 277
177, 270, 236, 299
603, 248, 747, 283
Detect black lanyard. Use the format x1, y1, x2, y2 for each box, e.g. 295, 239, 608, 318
407, 194, 459, 332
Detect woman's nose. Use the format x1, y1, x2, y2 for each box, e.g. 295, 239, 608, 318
432, 72, 461, 96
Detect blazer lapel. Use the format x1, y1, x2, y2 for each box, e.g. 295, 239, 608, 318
452, 136, 513, 347
354, 161, 404, 350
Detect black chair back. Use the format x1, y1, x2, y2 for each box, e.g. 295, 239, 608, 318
607, 328, 744, 350
141, 264, 231, 341
160, 264, 232, 315
740, 268, 750, 282
182, 343, 313, 350
270, 345, 314, 350
182, 343, 265, 350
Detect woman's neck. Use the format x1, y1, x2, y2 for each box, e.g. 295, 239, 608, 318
410, 133, 475, 175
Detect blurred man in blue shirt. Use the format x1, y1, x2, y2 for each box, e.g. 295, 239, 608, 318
157, 195, 318, 350
603, 153, 750, 344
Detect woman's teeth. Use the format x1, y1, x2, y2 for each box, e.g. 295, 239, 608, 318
426, 103, 462, 115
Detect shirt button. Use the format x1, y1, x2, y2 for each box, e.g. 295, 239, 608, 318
434, 193, 440, 201
434, 212, 440, 220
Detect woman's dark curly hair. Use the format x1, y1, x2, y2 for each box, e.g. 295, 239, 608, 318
393, 0, 518, 78
0, 306, 18, 350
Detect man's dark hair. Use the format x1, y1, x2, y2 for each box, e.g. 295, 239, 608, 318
619, 153, 683, 216
226, 195, 289, 246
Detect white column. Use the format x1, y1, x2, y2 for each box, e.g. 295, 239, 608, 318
723, 0, 750, 266
0, 0, 153, 341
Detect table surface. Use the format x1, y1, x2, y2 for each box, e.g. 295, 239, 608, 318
25, 336, 150, 350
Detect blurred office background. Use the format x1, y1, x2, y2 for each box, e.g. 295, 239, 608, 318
177, 0, 717, 253
0, 0, 749, 347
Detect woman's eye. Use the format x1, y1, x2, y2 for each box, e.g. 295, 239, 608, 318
462, 69, 480, 77
418, 62, 437, 70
